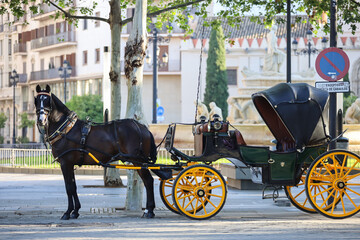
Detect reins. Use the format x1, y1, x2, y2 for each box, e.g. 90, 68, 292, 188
194, 24, 206, 124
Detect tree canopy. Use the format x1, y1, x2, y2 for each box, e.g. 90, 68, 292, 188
65, 95, 104, 122
203, 25, 228, 119
0, 112, 7, 129
4, 0, 360, 35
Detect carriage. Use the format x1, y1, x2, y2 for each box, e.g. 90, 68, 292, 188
156, 82, 360, 220
34, 83, 360, 220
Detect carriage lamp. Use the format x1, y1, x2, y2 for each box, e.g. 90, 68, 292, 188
10, 69, 19, 144
58, 60, 72, 103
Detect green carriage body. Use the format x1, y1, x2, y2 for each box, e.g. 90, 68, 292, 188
165, 83, 330, 187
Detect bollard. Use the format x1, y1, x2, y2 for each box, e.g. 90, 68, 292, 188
336, 109, 349, 150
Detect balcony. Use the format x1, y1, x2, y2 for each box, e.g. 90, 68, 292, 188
18, 74, 27, 84
32, 3, 58, 21
30, 68, 76, 81
30, 31, 76, 51
13, 43, 27, 55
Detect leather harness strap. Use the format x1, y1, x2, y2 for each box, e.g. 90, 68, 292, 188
48, 112, 78, 145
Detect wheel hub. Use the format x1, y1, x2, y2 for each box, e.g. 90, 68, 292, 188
334, 179, 346, 190
195, 187, 206, 198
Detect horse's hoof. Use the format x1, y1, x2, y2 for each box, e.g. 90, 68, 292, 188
70, 212, 79, 219
141, 210, 155, 219
61, 213, 70, 220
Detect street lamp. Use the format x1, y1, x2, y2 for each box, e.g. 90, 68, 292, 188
9, 69, 19, 144
58, 60, 72, 103
147, 17, 170, 124
292, 30, 328, 68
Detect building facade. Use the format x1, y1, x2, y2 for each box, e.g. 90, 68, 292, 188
0, 1, 359, 144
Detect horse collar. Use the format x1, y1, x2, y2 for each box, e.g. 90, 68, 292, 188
47, 112, 78, 145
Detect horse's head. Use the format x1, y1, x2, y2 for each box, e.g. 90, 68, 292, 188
34, 85, 52, 127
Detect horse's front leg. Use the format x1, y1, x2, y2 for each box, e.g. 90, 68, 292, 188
137, 169, 155, 218
60, 163, 81, 220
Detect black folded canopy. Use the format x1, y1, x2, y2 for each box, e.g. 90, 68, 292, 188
252, 83, 329, 149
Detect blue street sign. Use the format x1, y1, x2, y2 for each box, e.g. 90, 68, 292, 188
157, 106, 164, 116
315, 47, 350, 81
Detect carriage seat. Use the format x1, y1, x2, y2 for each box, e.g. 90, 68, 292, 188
229, 130, 246, 146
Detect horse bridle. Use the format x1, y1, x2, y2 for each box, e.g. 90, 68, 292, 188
36, 92, 52, 134
36, 92, 78, 146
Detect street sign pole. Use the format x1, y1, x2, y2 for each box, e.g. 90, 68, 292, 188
329, 0, 337, 150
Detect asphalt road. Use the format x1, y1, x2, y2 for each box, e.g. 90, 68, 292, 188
1, 173, 360, 240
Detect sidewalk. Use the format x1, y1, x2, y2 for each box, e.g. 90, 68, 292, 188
1, 173, 360, 239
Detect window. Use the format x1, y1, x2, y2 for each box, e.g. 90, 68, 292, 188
95, 48, 100, 63
83, 50, 88, 65
83, 19, 87, 30
95, 12, 100, 27
227, 69, 237, 85
8, 39, 11, 55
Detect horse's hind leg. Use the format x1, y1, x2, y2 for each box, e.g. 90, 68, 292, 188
137, 169, 155, 218
60, 163, 81, 220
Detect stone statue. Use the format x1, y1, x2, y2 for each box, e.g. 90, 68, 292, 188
194, 101, 209, 122
263, 25, 285, 73
227, 97, 263, 124
227, 97, 244, 123
345, 98, 360, 124
209, 102, 223, 121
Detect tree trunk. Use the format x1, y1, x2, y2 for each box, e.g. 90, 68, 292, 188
124, 0, 148, 211
104, 0, 123, 187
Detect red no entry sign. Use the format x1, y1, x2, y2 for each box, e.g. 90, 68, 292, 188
315, 47, 350, 81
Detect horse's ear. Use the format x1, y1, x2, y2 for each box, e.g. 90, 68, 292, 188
36, 85, 41, 93
45, 85, 51, 93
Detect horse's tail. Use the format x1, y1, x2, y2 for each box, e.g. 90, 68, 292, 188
149, 132, 157, 162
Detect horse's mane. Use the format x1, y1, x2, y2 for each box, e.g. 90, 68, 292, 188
51, 93, 72, 116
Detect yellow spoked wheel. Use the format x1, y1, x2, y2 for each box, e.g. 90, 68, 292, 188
285, 171, 318, 213
285, 170, 337, 213
305, 150, 360, 219
172, 164, 227, 220
159, 174, 180, 214
160, 172, 211, 215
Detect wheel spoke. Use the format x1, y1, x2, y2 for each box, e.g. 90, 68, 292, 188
203, 175, 216, 188
340, 192, 346, 214
339, 154, 348, 177
204, 195, 217, 208
330, 190, 338, 214
200, 198, 207, 215
343, 190, 359, 208
344, 186, 360, 197
312, 186, 333, 199
184, 195, 196, 211
301, 196, 309, 207
200, 170, 206, 187
207, 184, 222, 191
345, 172, 360, 182
343, 159, 360, 179
177, 192, 193, 200
183, 176, 195, 188
193, 198, 199, 215
321, 159, 335, 178
207, 193, 222, 198
294, 188, 306, 199
309, 182, 332, 186
319, 188, 335, 208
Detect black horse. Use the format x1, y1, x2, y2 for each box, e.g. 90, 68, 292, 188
34, 85, 164, 220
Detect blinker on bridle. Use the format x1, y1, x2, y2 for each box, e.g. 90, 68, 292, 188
36, 92, 52, 115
